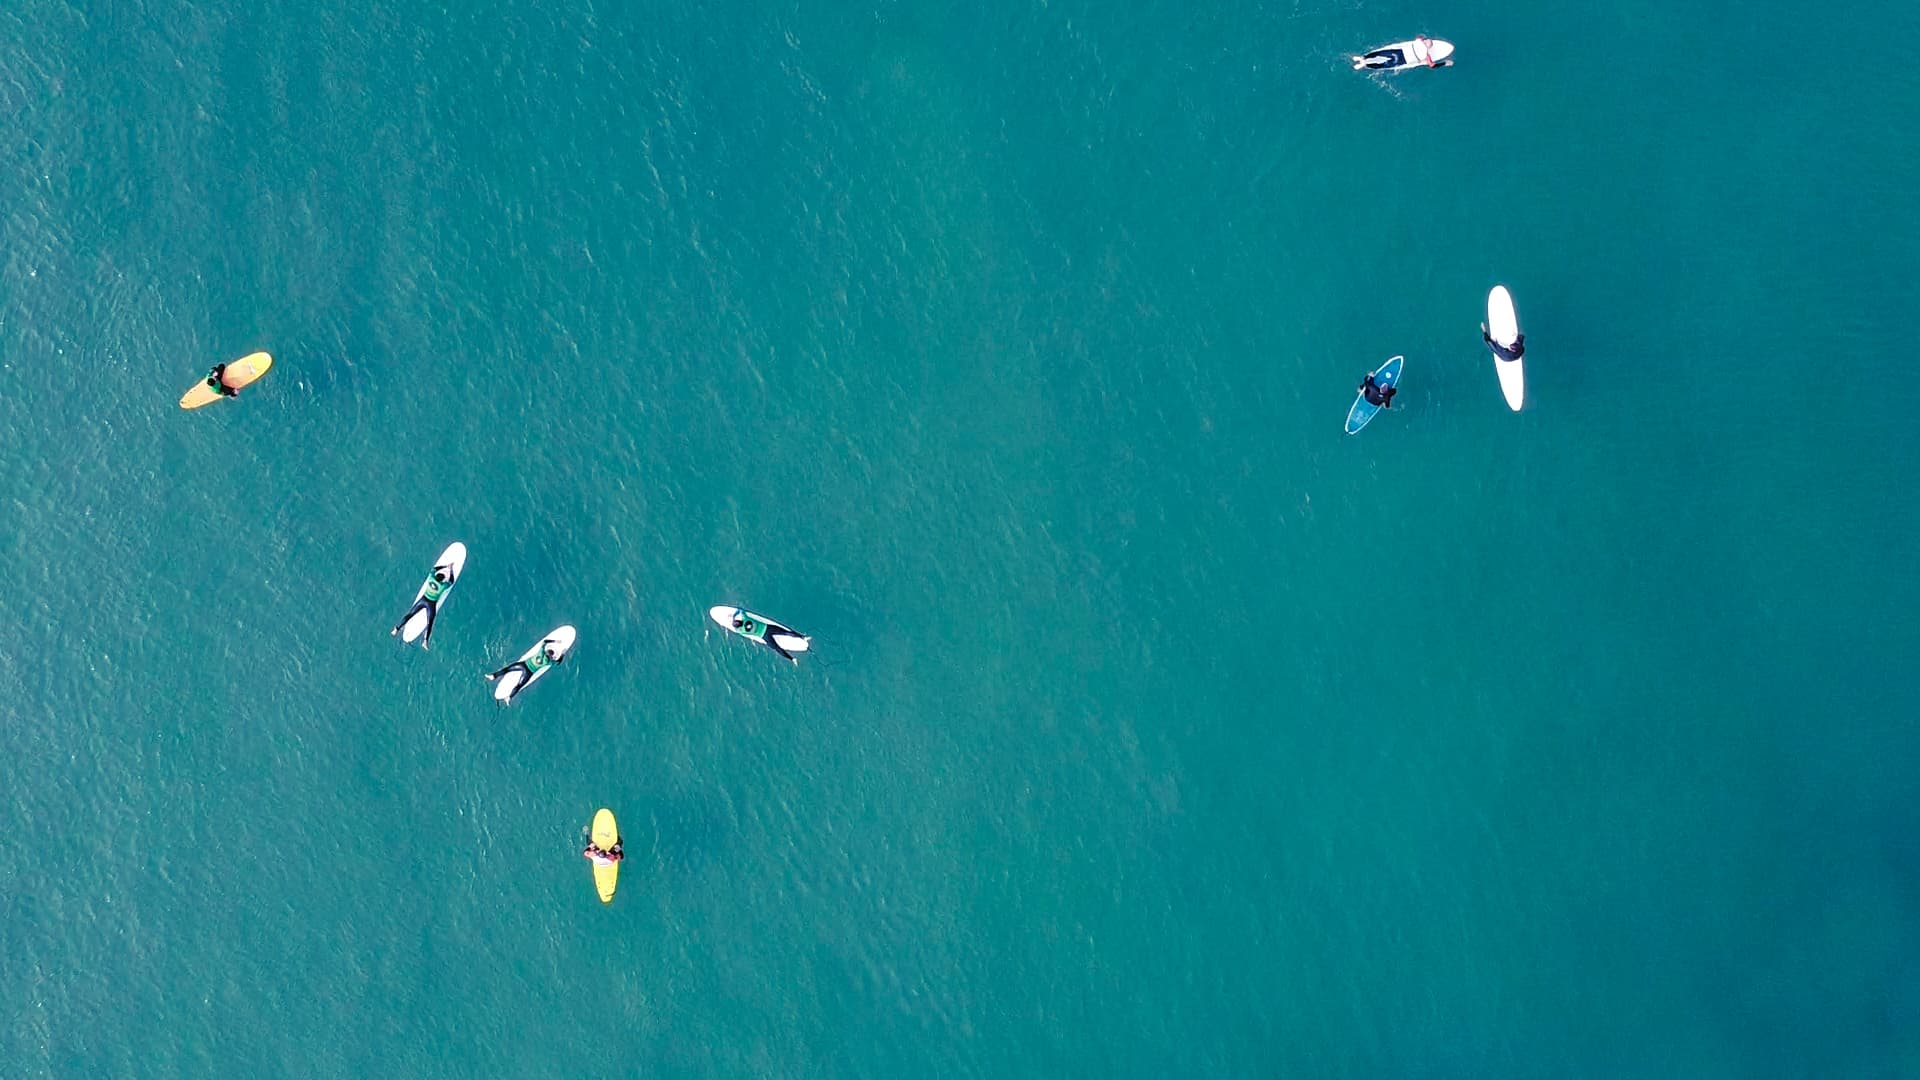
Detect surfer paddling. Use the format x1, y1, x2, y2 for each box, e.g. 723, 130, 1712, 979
1482, 323, 1525, 362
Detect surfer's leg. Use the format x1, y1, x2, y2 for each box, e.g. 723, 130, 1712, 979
485, 661, 529, 682
766, 639, 796, 663
418, 603, 438, 649
392, 598, 428, 636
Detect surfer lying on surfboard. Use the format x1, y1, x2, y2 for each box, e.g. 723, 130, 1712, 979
485, 643, 565, 685
731, 611, 801, 663
1360, 374, 1398, 408
391, 567, 454, 648
203, 363, 240, 398
1354, 36, 1454, 70
1482, 323, 1525, 361
583, 839, 624, 864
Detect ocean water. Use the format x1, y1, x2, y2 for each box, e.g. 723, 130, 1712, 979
4, 0, 1919, 1075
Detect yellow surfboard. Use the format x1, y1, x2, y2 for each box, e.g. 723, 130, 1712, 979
180, 351, 273, 409
590, 808, 620, 904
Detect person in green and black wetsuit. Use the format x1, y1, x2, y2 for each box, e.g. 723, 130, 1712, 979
205, 363, 240, 398
485, 640, 563, 690
391, 567, 453, 648
732, 611, 798, 663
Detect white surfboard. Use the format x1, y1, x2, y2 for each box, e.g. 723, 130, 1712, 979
1353, 37, 1455, 71
1487, 285, 1525, 411
394, 542, 467, 646
487, 625, 577, 703
708, 605, 811, 657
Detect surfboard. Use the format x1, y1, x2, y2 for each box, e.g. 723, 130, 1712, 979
1487, 285, 1525, 411
393, 542, 466, 647
1353, 37, 1455, 71
179, 352, 273, 409
486, 625, 577, 703
590, 808, 620, 904
708, 605, 811, 660
1345, 355, 1405, 435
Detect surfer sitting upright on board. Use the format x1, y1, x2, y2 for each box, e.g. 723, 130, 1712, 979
1360, 374, 1397, 409
583, 839, 624, 864
204, 363, 239, 398
1482, 323, 1525, 362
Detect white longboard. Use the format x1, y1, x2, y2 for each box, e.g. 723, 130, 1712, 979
709, 605, 811, 657
1353, 37, 1455, 71
395, 542, 467, 645
488, 625, 577, 703
1487, 285, 1525, 411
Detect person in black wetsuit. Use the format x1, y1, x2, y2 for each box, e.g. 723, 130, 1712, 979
1360, 374, 1398, 409
1356, 37, 1451, 70
1357, 47, 1408, 70
205, 363, 239, 398
583, 838, 624, 863
1482, 323, 1526, 362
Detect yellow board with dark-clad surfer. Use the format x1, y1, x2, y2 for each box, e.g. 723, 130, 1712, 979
180, 352, 272, 409
586, 808, 622, 904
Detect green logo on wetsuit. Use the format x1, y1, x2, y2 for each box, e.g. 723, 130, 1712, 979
423, 578, 449, 603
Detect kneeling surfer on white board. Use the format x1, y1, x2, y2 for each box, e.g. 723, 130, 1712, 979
1482, 323, 1525, 362
485, 642, 565, 685
583, 839, 624, 864
1359, 374, 1397, 409
392, 567, 453, 648
203, 363, 240, 399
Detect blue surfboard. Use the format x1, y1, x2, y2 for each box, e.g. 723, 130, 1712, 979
1344, 355, 1405, 435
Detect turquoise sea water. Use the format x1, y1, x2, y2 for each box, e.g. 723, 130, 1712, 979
5, 0, 1920, 1075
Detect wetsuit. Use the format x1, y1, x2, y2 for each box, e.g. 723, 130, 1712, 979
1484, 330, 1525, 362
206, 364, 239, 398
583, 842, 624, 863
392, 573, 452, 647
737, 616, 799, 663
1358, 48, 1407, 70
487, 646, 559, 697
